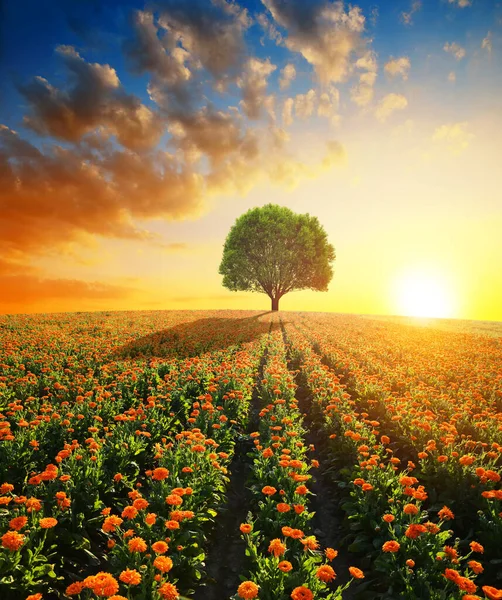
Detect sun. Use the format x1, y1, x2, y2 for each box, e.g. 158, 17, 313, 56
394, 271, 454, 318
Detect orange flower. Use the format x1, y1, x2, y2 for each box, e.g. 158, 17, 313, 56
128, 537, 147, 553
295, 485, 308, 495
237, 581, 259, 599
166, 494, 183, 506
406, 560, 415, 568
26, 594, 43, 600
86, 572, 119, 597
152, 467, 169, 481
66, 582, 85, 596
349, 567, 365, 579
383, 514, 395, 523
1, 531, 25, 551
278, 561, 293, 572
325, 548, 338, 561
294, 504, 305, 514
482, 586, 502, 600
153, 556, 173, 573
301, 536, 319, 551
158, 582, 179, 599
291, 586, 314, 600
382, 540, 400, 552
403, 504, 419, 515
438, 506, 454, 520
277, 503, 291, 513
268, 538, 287, 557
145, 513, 157, 526
262, 486, 277, 496
121, 506, 138, 520
152, 541, 168, 554
102, 515, 123, 533
9, 516, 28, 531
240, 523, 252, 534
316, 564, 336, 582
165, 520, 180, 530
470, 541, 484, 553
405, 524, 427, 539
119, 569, 142, 585
39, 517, 58, 529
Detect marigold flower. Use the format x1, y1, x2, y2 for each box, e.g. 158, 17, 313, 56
102, 515, 123, 532
470, 541, 484, 553
405, 524, 427, 539
382, 540, 400, 552
39, 517, 57, 529
325, 548, 338, 561
277, 502, 291, 513
294, 504, 305, 514
1, 530, 25, 551
158, 582, 179, 599
119, 569, 141, 585
165, 520, 180, 530
301, 536, 319, 551
482, 586, 502, 600
66, 582, 85, 596
166, 494, 183, 506
403, 504, 419, 515
262, 486, 277, 496
316, 564, 336, 582
406, 559, 415, 568
128, 537, 147, 553
121, 506, 138, 519
349, 567, 365, 579
438, 506, 454, 520
145, 512, 157, 526
383, 514, 395, 523
152, 467, 169, 480
152, 541, 168, 554
268, 538, 287, 557
278, 560, 293, 572
9, 516, 28, 531
291, 586, 314, 600
444, 568, 460, 582
295, 485, 308, 495
240, 523, 252, 534
153, 555, 173, 573
237, 581, 259, 599
87, 572, 119, 597
26, 594, 43, 600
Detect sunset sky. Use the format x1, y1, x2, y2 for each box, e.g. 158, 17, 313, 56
1, 0, 501, 320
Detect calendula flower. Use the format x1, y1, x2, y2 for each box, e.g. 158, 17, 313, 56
237, 581, 259, 599
349, 567, 365, 579
158, 582, 179, 599
1, 531, 25, 551
268, 538, 286, 557
278, 561, 293, 572
291, 586, 313, 600
382, 540, 400, 552
316, 564, 336, 582
153, 556, 173, 573
128, 537, 147, 553
119, 569, 141, 585
152, 541, 168, 554
240, 523, 252, 534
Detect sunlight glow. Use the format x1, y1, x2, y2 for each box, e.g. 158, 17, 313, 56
395, 271, 454, 318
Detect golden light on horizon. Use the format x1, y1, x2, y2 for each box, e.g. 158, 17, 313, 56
394, 270, 454, 319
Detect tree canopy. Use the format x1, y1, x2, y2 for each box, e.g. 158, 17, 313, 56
219, 204, 335, 311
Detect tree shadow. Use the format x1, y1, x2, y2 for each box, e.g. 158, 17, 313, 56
113, 312, 282, 359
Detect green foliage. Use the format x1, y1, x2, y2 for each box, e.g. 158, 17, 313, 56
219, 204, 335, 307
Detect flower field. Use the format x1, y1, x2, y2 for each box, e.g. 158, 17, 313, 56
0, 310, 501, 600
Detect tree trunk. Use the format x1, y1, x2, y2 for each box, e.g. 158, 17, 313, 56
271, 296, 279, 311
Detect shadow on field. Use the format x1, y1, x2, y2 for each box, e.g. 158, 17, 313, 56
113, 312, 281, 359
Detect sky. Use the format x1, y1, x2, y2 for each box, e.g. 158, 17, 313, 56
0, 0, 501, 320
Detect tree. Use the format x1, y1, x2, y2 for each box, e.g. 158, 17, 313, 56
219, 204, 335, 311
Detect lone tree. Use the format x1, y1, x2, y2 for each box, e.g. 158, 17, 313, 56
219, 204, 335, 311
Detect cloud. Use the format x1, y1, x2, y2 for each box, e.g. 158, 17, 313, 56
432, 122, 473, 154
448, 71, 456, 83
351, 50, 378, 106
261, 0, 367, 84
294, 89, 317, 119
482, 32, 492, 55
238, 57, 277, 119
0, 275, 135, 308
401, 1, 421, 26
384, 57, 411, 80
318, 86, 340, 122
279, 63, 296, 90
448, 0, 471, 7
19, 46, 163, 151
444, 42, 466, 60
282, 98, 294, 127
375, 93, 408, 122
125, 1, 251, 107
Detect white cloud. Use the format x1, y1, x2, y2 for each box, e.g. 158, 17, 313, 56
482, 32, 492, 55
282, 98, 294, 127
448, 0, 472, 7
375, 93, 408, 122
279, 64, 296, 90
384, 57, 411, 80
432, 122, 473, 154
294, 89, 317, 119
237, 57, 277, 119
401, 1, 422, 25
448, 71, 456, 83
444, 42, 466, 60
